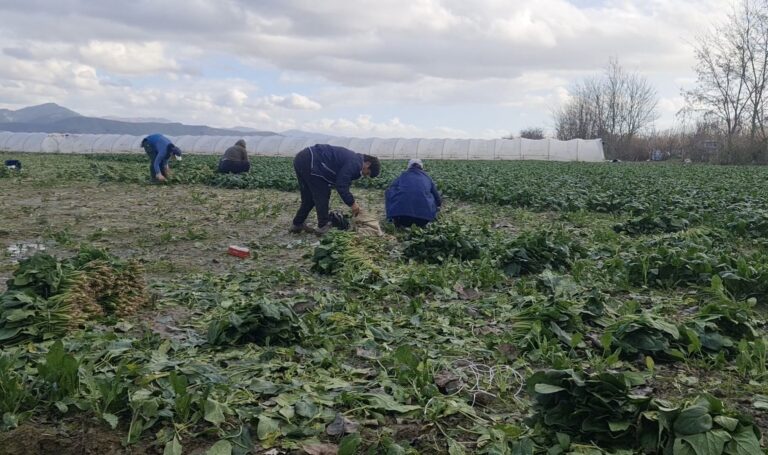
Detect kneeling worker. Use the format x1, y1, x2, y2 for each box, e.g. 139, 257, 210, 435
290, 144, 381, 235
385, 159, 441, 228
218, 139, 250, 174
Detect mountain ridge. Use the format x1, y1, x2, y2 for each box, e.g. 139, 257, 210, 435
0, 103, 277, 136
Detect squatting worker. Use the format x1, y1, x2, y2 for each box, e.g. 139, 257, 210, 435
141, 133, 182, 183
218, 139, 250, 174
385, 158, 442, 228
290, 144, 381, 235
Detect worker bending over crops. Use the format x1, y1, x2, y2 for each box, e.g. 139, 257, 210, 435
141, 134, 183, 182
290, 144, 381, 235
218, 139, 250, 174
385, 159, 442, 228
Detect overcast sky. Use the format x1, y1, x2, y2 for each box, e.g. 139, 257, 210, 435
0, 0, 732, 138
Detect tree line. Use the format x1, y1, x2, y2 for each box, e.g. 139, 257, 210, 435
527, 0, 768, 163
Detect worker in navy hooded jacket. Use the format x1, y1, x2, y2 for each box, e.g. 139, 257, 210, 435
141, 134, 183, 182
385, 159, 442, 228
290, 144, 381, 235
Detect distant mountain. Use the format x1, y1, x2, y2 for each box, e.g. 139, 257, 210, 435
0, 103, 277, 136
0, 117, 277, 136
103, 116, 173, 124
280, 129, 337, 141
0, 103, 80, 124
231, 126, 264, 133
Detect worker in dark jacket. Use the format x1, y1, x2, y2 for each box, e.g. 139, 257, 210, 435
141, 134, 182, 182
290, 144, 381, 235
385, 159, 441, 228
218, 139, 250, 174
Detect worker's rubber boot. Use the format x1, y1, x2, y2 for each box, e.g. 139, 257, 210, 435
289, 223, 314, 234
314, 223, 332, 236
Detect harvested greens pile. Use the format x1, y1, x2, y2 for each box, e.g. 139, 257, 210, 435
0, 248, 147, 345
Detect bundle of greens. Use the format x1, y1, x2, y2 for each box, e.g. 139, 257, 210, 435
527, 369, 762, 454
526, 369, 650, 446
606, 311, 685, 360
310, 230, 383, 282
498, 229, 584, 276
0, 248, 148, 345
639, 395, 762, 454
207, 298, 305, 346
402, 221, 484, 263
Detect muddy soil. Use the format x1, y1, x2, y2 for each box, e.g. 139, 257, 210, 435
0, 181, 532, 290
0, 420, 219, 455
0, 421, 125, 455
0, 182, 327, 288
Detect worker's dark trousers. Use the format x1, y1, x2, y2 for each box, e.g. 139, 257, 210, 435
392, 216, 430, 228
218, 159, 250, 174
292, 148, 332, 227
143, 145, 167, 181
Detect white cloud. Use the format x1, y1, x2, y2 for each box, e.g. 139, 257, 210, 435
300, 114, 492, 138
301, 115, 421, 138
0, 0, 738, 137
0, 0, 732, 83
219, 88, 249, 107
78, 41, 179, 75
263, 93, 322, 110
309, 72, 571, 112
658, 96, 684, 114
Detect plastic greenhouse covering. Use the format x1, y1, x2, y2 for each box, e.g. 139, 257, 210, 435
0, 132, 605, 161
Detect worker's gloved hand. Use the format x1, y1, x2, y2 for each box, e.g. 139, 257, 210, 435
351, 202, 361, 217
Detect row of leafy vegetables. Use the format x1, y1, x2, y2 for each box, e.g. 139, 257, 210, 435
5, 152, 768, 238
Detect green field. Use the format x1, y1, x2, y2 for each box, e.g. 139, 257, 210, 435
0, 153, 767, 454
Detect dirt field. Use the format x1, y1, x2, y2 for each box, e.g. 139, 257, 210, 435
2, 183, 326, 286
4, 156, 765, 454
0, 179, 532, 291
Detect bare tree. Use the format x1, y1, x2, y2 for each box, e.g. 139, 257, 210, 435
554, 59, 658, 159
742, 2, 768, 143
683, 0, 768, 162
553, 77, 604, 141
519, 127, 545, 139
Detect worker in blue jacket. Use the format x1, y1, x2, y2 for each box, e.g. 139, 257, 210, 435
141, 133, 183, 182
385, 159, 442, 228
290, 144, 381, 235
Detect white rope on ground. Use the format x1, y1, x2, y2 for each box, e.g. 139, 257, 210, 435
450, 360, 525, 406
423, 359, 525, 418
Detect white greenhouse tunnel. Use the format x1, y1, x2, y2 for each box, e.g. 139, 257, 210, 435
0, 132, 605, 161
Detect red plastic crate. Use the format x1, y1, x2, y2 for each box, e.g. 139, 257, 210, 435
227, 245, 250, 259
